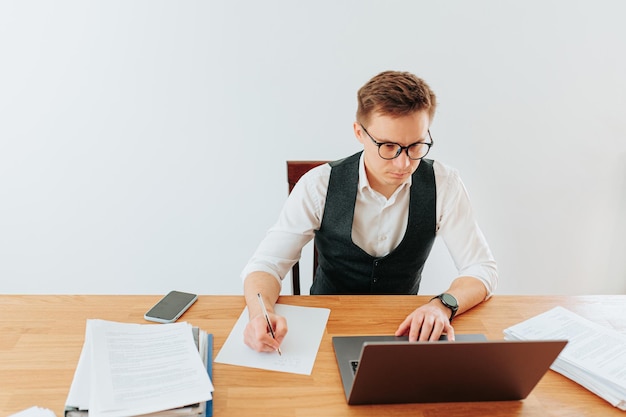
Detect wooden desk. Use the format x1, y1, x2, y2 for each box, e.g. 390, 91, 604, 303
1, 295, 625, 416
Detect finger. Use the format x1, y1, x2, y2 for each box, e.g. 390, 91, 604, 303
445, 323, 456, 341
394, 316, 412, 337
255, 331, 281, 352
262, 340, 280, 352
417, 316, 435, 342
273, 315, 288, 341
428, 320, 446, 341
411, 315, 429, 342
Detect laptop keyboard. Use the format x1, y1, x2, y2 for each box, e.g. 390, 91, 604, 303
350, 360, 359, 374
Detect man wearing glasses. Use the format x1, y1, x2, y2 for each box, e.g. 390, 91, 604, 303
242, 70, 498, 353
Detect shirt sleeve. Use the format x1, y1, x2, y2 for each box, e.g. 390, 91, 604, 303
434, 162, 498, 297
240, 164, 330, 284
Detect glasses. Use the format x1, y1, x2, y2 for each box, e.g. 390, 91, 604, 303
360, 124, 433, 160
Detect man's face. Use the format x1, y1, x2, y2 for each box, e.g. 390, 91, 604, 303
354, 110, 431, 198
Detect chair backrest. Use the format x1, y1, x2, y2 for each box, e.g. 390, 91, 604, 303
286, 160, 328, 295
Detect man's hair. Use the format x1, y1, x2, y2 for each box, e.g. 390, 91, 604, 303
356, 70, 437, 124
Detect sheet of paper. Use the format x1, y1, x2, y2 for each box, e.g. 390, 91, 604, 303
504, 306, 626, 410
8, 407, 56, 417
215, 303, 330, 375
79, 320, 213, 417
505, 306, 626, 387
65, 328, 92, 410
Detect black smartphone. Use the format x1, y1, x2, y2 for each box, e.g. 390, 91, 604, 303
144, 290, 198, 323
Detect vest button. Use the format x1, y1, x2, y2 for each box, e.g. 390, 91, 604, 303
373, 278, 378, 283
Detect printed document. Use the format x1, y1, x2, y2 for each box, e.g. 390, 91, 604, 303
504, 306, 626, 410
66, 320, 213, 417
215, 303, 330, 375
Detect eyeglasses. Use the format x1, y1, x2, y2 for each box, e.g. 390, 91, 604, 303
360, 124, 433, 160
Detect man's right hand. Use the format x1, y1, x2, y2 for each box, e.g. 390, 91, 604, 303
243, 272, 287, 352
243, 311, 288, 353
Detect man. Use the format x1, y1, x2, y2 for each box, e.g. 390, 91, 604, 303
242, 70, 497, 353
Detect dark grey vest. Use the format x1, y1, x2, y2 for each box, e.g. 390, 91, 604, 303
310, 152, 436, 295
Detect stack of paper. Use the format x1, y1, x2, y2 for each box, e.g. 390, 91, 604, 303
65, 319, 214, 417
9, 407, 56, 417
504, 306, 626, 410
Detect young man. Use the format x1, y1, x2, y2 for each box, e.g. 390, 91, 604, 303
242, 70, 498, 353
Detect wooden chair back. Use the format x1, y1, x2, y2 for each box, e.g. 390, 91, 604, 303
286, 160, 328, 295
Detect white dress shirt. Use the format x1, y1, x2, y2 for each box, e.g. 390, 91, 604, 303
241, 155, 498, 296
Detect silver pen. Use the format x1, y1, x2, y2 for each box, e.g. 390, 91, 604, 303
257, 293, 282, 355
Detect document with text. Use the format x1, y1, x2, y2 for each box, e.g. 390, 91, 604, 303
215, 303, 330, 375
66, 319, 213, 417
504, 306, 626, 410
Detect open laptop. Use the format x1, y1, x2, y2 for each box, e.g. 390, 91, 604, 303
332, 335, 567, 405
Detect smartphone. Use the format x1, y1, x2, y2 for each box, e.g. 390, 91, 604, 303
144, 290, 198, 323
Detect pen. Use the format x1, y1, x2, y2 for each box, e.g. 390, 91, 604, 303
257, 293, 282, 355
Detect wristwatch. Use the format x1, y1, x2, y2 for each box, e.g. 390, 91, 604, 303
431, 293, 459, 322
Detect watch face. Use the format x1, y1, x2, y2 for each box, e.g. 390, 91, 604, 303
441, 293, 458, 309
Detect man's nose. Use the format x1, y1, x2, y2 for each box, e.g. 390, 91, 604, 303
393, 150, 411, 168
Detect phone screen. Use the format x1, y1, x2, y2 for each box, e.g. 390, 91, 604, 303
144, 290, 198, 323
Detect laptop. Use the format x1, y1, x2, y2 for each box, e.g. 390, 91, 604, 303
332, 335, 567, 405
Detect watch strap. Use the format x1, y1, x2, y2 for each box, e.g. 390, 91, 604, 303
430, 293, 458, 322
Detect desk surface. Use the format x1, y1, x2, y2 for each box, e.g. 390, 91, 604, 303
1, 294, 625, 417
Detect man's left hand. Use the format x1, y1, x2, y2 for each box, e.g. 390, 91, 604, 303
394, 301, 455, 341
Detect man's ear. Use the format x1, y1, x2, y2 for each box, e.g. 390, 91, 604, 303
353, 121, 365, 145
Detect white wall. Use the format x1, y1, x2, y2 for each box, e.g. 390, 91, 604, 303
1, 1, 625, 296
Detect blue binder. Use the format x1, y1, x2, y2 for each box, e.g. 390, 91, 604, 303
205, 333, 213, 417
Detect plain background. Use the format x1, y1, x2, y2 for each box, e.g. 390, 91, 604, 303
1, 1, 625, 296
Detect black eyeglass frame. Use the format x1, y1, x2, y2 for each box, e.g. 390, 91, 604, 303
360, 123, 434, 161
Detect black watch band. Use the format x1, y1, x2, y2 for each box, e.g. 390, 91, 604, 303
431, 293, 459, 322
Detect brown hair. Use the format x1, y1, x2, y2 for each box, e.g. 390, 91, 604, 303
356, 70, 437, 124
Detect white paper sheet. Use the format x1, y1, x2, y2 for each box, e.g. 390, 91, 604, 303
8, 407, 56, 417
504, 306, 626, 410
66, 320, 213, 417
215, 304, 330, 375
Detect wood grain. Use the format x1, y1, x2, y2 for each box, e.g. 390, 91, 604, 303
1, 295, 624, 416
